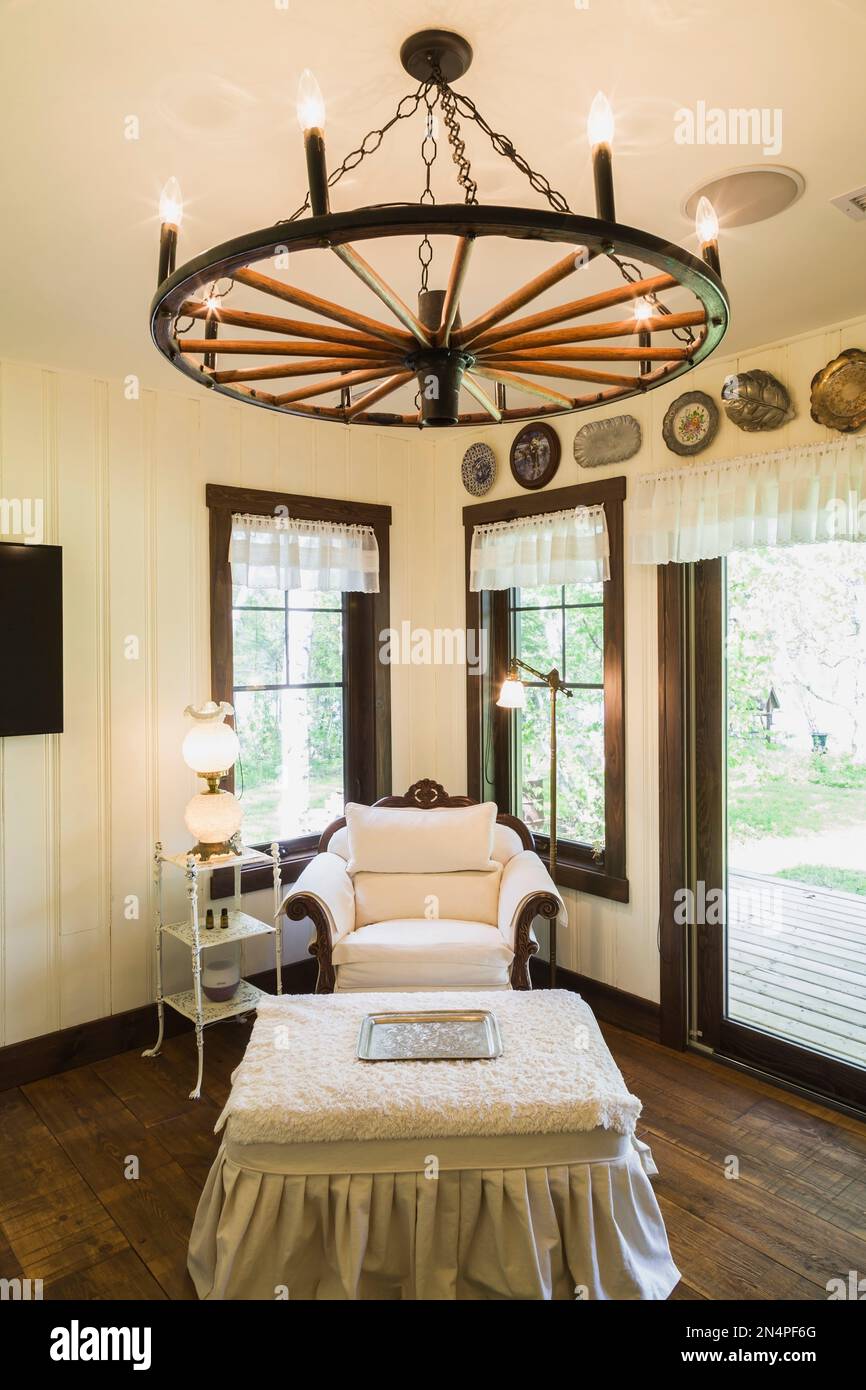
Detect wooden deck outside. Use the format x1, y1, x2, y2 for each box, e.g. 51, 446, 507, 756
728, 868, 866, 1068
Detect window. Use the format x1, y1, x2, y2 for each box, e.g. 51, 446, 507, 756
207, 484, 392, 894
232, 587, 345, 845
464, 477, 627, 902
510, 581, 605, 849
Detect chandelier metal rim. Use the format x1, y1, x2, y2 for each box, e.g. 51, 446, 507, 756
151, 203, 729, 428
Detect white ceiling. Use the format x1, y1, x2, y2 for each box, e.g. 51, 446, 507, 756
2, 0, 865, 406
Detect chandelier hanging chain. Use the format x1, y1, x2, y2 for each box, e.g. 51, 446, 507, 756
428, 67, 478, 205
607, 252, 697, 345
281, 84, 430, 223
417, 90, 438, 293
443, 83, 570, 215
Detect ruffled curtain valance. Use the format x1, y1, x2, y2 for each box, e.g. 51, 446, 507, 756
469, 505, 610, 591
630, 439, 866, 565
230, 513, 379, 593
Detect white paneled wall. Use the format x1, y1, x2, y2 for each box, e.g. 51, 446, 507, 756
0, 367, 414, 1044
1, 307, 863, 1042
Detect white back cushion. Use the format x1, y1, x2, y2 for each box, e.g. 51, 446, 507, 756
353, 867, 502, 928
344, 801, 497, 874
327, 818, 523, 867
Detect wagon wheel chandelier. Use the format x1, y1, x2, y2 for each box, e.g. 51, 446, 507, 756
150, 29, 729, 428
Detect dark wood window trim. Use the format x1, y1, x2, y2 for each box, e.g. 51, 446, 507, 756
206, 483, 392, 898
463, 476, 627, 904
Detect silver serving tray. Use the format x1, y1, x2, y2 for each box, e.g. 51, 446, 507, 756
357, 1009, 503, 1061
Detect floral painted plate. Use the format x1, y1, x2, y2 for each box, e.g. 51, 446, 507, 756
662, 391, 720, 456
461, 441, 497, 495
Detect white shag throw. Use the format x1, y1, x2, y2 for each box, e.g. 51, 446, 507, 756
217, 989, 642, 1146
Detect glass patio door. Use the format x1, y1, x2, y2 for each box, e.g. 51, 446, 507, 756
694, 542, 866, 1105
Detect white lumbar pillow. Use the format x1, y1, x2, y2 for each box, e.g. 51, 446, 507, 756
344, 801, 498, 875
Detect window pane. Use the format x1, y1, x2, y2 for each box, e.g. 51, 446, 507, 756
288, 609, 343, 684
565, 604, 604, 685
288, 589, 342, 611
514, 584, 562, 609
564, 580, 603, 607
515, 686, 605, 847
233, 607, 286, 686
233, 583, 285, 609
514, 604, 563, 677
234, 686, 344, 843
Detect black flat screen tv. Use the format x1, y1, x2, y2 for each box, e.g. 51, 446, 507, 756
0, 543, 63, 736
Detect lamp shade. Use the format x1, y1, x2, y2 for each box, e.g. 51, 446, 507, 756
182, 701, 239, 775
497, 677, 526, 710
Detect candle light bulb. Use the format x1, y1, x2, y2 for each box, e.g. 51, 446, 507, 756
695, 196, 719, 245
586, 90, 614, 148
204, 294, 221, 312
634, 297, 653, 322
159, 176, 183, 228
297, 69, 326, 132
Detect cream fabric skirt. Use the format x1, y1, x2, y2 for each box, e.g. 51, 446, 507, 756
188, 1125, 680, 1300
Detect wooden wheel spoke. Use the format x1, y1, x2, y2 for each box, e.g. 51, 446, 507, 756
456, 247, 593, 347
179, 300, 400, 354
462, 374, 502, 421
480, 360, 636, 388
344, 371, 416, 420
233, 268, 414, 349
481, 344, 691, 363
470, 365, 575, 408
435, 235, 475, 346
332, 244, 432, 346
273, 365, 404, 407
482, 309, 706, 356
456, 272, 678, 352
179, 337, 400, 361
210, 358, 400, 385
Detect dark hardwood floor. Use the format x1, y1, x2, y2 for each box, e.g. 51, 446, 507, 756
1, 1017, 865, 1300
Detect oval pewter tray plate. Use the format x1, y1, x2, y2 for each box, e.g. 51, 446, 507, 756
573, 414, 642, 468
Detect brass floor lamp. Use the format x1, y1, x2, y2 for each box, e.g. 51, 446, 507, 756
497, 658, 572, 987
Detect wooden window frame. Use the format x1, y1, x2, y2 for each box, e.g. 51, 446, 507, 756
463, 476, 628, 903
206, 483, 392, 897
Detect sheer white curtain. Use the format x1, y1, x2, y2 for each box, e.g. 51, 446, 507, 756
630, 439, 866, 565
470, 505, 610, 591
230, 513, 380, 593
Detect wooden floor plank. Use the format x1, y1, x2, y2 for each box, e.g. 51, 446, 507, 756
658, 1197, 820, 1301
647, 1131, 866, 1289
23, 1066, 177, 1193
44, 1247, 167, 1301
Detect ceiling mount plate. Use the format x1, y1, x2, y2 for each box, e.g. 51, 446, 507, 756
400, 29, 473, 83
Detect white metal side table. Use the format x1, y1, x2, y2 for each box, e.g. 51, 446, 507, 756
143, 840, 282, 1099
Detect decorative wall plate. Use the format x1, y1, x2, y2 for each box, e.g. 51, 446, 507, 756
509, 422, 561, 489
573, 414, 642, 468
461, 441, 497, 496
721, 370, 794, 432
810, 349, 866, 433
662, 390, 720, 456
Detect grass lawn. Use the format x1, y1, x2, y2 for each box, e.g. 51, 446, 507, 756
728, 750, 866, 840
774, 864, 866, 896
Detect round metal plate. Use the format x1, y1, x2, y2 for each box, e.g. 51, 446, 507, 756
399, 29, 473, 83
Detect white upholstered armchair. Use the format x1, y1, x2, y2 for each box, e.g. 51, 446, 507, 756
280, 780, 565, 993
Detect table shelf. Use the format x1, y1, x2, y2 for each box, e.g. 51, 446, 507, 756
163, 979, 266, 1026
162, 909, 276, 950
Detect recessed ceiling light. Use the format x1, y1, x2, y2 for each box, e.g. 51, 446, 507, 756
683, 166, 805, 228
